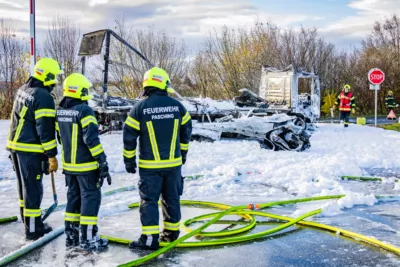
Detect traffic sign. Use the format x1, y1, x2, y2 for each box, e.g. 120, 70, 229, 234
368, 68, 385, 128
369, 84, 380, 90
368, 68, 385, 85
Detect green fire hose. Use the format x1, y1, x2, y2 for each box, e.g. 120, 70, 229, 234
101, 195, 400, 266
0, 185, 136, 224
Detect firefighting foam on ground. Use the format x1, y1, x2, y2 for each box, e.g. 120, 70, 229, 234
1, 16, 400, 267
1, 115, 400, 266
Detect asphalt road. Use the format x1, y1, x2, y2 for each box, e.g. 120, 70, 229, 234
318, 115, 397, 125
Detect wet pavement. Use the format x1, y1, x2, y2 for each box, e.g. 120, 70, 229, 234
318, 116, 395, 125
2, 201, 400, 267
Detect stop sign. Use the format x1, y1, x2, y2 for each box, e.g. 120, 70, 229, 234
368, 68, 385, 85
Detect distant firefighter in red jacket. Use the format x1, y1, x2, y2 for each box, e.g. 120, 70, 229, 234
333, 84, 355, 127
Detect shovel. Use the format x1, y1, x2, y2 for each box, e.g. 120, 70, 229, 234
42, 172, 58, 222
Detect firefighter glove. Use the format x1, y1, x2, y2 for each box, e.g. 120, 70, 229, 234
97, 154, 111, 187
125, 159, 137, 174
351, 108, 355, 114
48, 157, 58, 173
98, 161, 111, 187
181, 150, 188, 165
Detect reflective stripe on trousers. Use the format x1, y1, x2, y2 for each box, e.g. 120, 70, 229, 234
164, 221, 180, 231
142, 225, 159, 235
65, 212, 80, 222
24, 208, 41, 217
80, 216, 98, 225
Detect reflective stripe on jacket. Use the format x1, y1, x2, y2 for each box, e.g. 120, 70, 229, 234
385, 96, 396, 108
56, 97, 105, 174
335, 92, 355, 112
123, 89, 192, 169
6, 77, 57, 157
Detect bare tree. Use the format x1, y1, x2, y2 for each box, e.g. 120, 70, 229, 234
360, 14, 400, 111
108, 19, 190, 98
0, 19, 27, 119
44, 15, 80, 101
191, 22, 337, 99
0, 19, 26, 88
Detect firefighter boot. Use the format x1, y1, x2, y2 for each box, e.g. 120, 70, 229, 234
160, 230, 180, 243
65, 221, 80, 247
129, 234, 159, 250
80, 225, 109, 251
80, 235, 109, 251
25, 217, 53, 240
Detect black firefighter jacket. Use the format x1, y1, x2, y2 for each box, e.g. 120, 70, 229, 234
123, 88, 192, 169
385, 96, 397, 108
56, 97, 105, 175
6, 77, 57, 157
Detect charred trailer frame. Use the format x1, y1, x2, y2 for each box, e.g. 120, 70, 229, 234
78, 29, 152, 131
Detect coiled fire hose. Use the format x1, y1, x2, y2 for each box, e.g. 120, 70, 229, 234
1, 185, 399, 266
100, 195, 400, 266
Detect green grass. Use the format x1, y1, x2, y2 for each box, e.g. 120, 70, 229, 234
378, 124, 400, 132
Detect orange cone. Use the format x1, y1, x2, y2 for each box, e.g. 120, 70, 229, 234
387, 110, 397, 120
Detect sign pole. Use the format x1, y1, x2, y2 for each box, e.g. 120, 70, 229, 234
368, 68, 385, 128
375, 88, 377, 127
30, 0, 36, 75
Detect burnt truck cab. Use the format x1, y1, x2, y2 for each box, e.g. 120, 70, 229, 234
258, 65, 321, 124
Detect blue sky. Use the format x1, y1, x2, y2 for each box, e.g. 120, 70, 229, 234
252, 0, 352, 15
0, 0, 399, 51
250, 0, 362, 48
251, 0, 353, 26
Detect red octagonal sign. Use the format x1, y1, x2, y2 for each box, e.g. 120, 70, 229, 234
368, 68, 385, 85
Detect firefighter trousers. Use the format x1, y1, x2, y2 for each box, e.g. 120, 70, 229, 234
340, 111, 350, 127
64, 171, 101, 241
138, 166, 183, 236
10, 152, 46, 235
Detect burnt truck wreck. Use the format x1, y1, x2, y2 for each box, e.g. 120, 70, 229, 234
78, 29, 320, 151
183, 65, 320, 151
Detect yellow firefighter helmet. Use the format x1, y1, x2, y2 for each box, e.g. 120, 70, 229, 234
63, 73, 93, 101
143, 67, 175, 93
32, 58, 64, 86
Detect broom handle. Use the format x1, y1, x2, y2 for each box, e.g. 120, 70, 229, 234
51, 172, 57, 203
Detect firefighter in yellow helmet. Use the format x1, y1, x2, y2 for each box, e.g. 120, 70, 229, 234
123, 67, 192, 250
7, 58, 62, 240
385, 90, 398, 115
56, 73, 111, 251
333, 84, 356, 127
